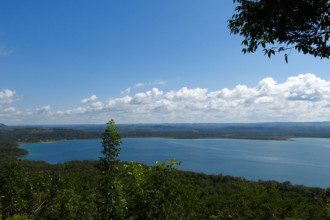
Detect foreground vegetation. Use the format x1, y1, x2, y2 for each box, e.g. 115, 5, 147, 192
2, 160, 329, 219
1, 122, 330, 219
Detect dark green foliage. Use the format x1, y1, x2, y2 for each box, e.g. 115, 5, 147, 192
0, 161, 329, 219
0, 162, 30, 217
229, 0, 330, 61
119, 160, 199, 219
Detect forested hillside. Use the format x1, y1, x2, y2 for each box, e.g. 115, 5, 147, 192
20, 122, 330, 140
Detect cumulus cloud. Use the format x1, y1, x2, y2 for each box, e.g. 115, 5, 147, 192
0, 89, 15, 104
4, 73, 330, 124
2, 107, 16, 113
68, 73, 330, 123
0, 89, 20, 121
36, 105, 52, 114
81, 95, 98, 104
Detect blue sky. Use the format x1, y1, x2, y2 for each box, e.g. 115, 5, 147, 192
0, 0, 330, 124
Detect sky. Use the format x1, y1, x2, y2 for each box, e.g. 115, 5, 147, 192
0, 0, 330, 125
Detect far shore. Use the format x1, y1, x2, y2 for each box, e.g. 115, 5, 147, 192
18, 135, 291, 150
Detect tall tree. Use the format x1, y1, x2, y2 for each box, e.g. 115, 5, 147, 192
100, 119, 122, 170
97, 119, 126, 219
229, 0, 330, 61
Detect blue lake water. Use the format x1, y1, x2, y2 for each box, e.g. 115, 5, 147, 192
20, 138, 330, 188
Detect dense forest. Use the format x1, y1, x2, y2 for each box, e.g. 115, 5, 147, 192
1, 123, 330, 219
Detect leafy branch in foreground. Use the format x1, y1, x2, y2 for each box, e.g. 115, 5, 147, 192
229, 0, 330, 62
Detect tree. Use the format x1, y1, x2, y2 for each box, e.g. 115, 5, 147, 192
97, 119, 126, 219
229, 0, 330, 62
142, 159, 199, 219
99, 119, 122, 170
0, 162, 30, 218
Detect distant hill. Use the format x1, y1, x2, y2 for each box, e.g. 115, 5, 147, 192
0, 123, 7, 129
12, 122, 330, 140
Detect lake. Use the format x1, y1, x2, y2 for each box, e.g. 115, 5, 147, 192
20, 138, 330, 188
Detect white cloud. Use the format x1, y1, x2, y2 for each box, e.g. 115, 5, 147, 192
36, 105, 52, 114
4, 73, 330, 124
56, 107, 87, 116
81, 95, 98, 104
2, 107, 16, 113
90, 101, 103, 109
0, 89, 15, 104
73, 73, 330, 123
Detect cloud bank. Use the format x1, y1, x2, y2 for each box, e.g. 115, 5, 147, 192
2, 73, 330, 124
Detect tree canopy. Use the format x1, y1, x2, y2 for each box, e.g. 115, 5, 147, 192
229, 0, 330, 61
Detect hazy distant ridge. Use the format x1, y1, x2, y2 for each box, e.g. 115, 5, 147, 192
12, 122, 330, 140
